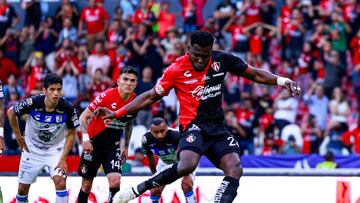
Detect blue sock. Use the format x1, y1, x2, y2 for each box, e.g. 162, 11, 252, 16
184, 191, 196, 203
16, 194, 28, 203
56, 189, 68, 203
150, 195, 160, 203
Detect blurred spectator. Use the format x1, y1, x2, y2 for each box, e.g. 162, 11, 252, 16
0, 28, 20, 65
2, 74, 23, 104
55, 45, 81, 73
303, 82, 329, 130
87, 68, 110, 100
0, 0, 19, 38
157, 2, 176, 38
78, 0, 109, 50
224, 108, 245, 147
86, 40, 111, 76
55, 0, 79, 32
214, 0, 236, 29
34, 17, 58, 56
21, 0, 41, 30
117, 0, 137, 21
136, 66, 154, 95
273, 90, 299, 133
329, 87, 350, 132
179, 0, 206, 28
23, 51, 48, 94
56, 17, 77, 47
284, 9, 306, 63
182, 0, 197, 35
0, 49, 18, 85
129, 148, 146, 167
281, 135, 302, 155
132, 0, 156, 26
316, 151, 338, 169
240, 0, 262, 26
19, 26, 35, 66
57, 52, 80, 103
295, 42, 313, 93
343, 117, 360, 154
302, 114, 323, 154
323, 50, 343, 98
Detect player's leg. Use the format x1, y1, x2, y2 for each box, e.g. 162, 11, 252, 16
103, 147, 122, 203
113, 130, 204, 203
77, 152, 101, 203
149, 186, 165, 203
48, 154, 69, 203
181, 175, 196, 203
206, 135, 242, 203
17, 152, 43, 203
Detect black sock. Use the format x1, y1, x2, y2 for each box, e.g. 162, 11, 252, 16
108, 188, 120, 203
137, 163, 181, 194
214, 176, 240, 203
77, 190, 90, 203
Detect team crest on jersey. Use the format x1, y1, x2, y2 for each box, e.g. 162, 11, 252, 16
211, 62, 221, 72
56, 115, 63, 123
81, 164, 88, 174
26, 98, 33, 105
186, 134, 196, 143
155, 84, 165, 95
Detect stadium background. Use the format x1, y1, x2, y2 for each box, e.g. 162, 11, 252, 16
1, 0, 360, 202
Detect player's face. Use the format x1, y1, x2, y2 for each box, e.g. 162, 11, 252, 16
188, 44, 212, 71
150, 122, 168, 141
43, 83, 62, 104
118, 73, 137, 94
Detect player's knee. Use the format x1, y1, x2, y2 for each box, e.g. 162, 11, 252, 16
53, 176, 66, 189
177, 160, 197, 176
181, 179, 193, 192
108, 176, 121, 188
81, 180, 93, 193
150, 187, 163, 196
225, 161, 242, 179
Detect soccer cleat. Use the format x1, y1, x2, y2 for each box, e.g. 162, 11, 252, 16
113, 187, 137, 203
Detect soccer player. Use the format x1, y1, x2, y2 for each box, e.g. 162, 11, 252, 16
96, 31, 301, 203
7, 73, 79, 203
142, 117, 196, 203
0, 80, 4, 155
77, 66, 138, 203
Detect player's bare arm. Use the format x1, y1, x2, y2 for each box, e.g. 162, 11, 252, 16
7, 107, 29, 152
96, 89, 163, 119
56, 128, 76, 175
79, 108, 94, 154
121, 120, 134, 164
242, 65, 301, 96
0, 97, 4, 155
147, 153, 157, 174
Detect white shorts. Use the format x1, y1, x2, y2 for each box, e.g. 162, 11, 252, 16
18, 151, 62, 184
156, 160, 196, 181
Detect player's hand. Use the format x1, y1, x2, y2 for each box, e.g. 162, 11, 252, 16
55, 158, 68, 177
0, 137, 4, 155
120, 147, 128, 164
82, 140, 93, 154
16, 136, 29, 152
93, 107, 115, 119
284, 80, 301, 96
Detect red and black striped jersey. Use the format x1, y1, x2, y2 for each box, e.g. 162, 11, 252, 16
154, 51, 248, 134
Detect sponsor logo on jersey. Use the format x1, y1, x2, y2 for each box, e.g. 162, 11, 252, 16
188, 124, 200, 131
202, 75, 211, 81
213, 72, 225, 77
184, 79, 198, 84
186, 133, 196, 143
81, 164, 88, 174
211, 62, 221, 72
56, 115, 63, 123
111, 102, 117, 109
184, 70, 192, 77
191, 84, 222, 100
104, 119, 126, 129
155, 84, 165, 95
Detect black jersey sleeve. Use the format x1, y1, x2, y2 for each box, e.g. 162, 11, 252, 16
64, 99, 80, 129
13, 96, 38, 116
222, 52, 248, 76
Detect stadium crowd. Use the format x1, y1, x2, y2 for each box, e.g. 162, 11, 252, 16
1, 0, 360, 158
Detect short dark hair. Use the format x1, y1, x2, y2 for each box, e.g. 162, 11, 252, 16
44, 73, 62, 89
120, 66, 138, 77
190, 31, 214, 47
151, 117, 165, 126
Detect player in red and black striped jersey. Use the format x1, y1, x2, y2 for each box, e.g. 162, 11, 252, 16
77, 66, 138, 203
97, 31, 301, 203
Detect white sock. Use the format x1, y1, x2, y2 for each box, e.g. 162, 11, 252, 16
56, 189, 68, 203
16, 194, 28, 203
184, 191, 196, 203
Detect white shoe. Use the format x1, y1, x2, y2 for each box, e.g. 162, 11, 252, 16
113, 187, 137, 203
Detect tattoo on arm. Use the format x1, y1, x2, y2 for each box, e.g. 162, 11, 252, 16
124, 120, 133, 148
